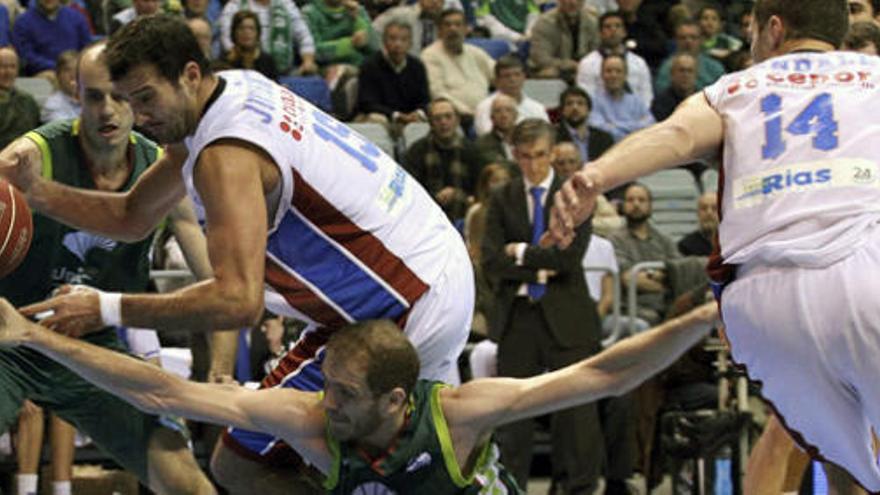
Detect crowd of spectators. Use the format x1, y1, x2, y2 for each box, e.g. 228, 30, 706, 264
2, 0, 880, 493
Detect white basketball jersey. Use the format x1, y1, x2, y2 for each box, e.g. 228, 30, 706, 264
182, 70, 465, 327
704, 51, 880, 268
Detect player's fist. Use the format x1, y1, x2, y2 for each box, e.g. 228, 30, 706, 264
0, 151, 39, 196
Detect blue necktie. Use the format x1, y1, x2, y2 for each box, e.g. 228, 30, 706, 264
528, 186, 547, 300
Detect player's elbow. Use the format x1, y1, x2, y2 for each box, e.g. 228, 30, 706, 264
660, 120, 702, 164
216, 283, 264, 328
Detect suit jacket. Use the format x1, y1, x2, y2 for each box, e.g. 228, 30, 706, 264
555, 124, 614, 162
481, 174, 600, 350
528, 6, 599, 73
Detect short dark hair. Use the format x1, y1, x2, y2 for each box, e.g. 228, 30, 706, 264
844, 21, 880, 51
625, 182, 653, 202
325, 320, 420, 398
601, 52, 628, 73
675, 18, 700, 35
559, 85, 592, 110
383, 19, 413, 39
231, 10, 261, 46
439, 8, 465, 24
753, 0, 848, 48
697, 3, 723, 20
599, 11, 625, 28
511, 118, 556, 146
427, 96, 457, 118
55, 50, 79, 74
106, 14, 212, 84
494, 54, 524, 77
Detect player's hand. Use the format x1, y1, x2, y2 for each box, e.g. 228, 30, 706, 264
0, 298, 33, 347
298, 58, 318, 76
20, 286, 104, 338
548, 168, 603, 247
690, 301, 720, 326
0, 151, 39, 195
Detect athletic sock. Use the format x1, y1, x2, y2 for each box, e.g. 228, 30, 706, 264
52, 480, 72, 495
16, 473, 38, 495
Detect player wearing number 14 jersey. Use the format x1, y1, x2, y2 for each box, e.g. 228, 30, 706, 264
545, 0, 880, 491
1, 14, 472, 494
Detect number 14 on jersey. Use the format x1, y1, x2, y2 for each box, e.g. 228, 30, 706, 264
761, 92, 839, 160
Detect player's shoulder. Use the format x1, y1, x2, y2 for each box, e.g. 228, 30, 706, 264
30, 118, 76, 141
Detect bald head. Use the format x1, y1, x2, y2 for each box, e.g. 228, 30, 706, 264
490, 93, 518, 134
0, 47, 19, 91
187, 17, 213, 58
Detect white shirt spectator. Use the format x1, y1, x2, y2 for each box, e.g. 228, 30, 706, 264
585, 0, 618, 15
582, 234, 617, 302
473, 91, 548, 136
41, 91, 80, 123
577, 50, 653, 107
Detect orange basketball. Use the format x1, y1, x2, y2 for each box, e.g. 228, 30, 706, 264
0, 179, 32, 278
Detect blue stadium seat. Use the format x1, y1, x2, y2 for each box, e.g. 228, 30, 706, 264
278, 75, 332, 112
465, 38, 511, 60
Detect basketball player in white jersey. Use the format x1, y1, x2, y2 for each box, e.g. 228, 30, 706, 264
546, 0, 880, 491
0, 15, 474, 494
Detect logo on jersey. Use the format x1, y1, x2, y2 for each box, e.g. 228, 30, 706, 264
732, 159, 880, 209
62, 231, 117, 262
376, 166, 411, 217
405, 452, 432, 473
350, 481, 397, 495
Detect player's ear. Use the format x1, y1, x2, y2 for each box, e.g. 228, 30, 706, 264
385, 387, 408, 410
181, 61, 202, 88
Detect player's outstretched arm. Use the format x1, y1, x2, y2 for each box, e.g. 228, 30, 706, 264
0, 141, 189, 242
443, 302, 719, 438
21, 141, 272, 335
549, 94, 724, 246
0, 298, 333, 472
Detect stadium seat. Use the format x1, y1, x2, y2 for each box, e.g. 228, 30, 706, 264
701, 168, 719, 193
349, 122, 396, 157
523, 78, 567, 109
279, 75, 332, 112
401, 122, 430, 151
465, 38, 511, 60
14, 77, 53, 108
642, 169, 701, 241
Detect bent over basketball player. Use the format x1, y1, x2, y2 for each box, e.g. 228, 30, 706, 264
0, 15, 473, 495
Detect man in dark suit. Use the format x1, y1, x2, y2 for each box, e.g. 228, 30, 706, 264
481, 118, 605, 494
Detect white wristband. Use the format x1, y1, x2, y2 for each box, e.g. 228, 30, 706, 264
99, 291, 123, 327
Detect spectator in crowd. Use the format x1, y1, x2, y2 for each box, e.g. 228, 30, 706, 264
608, 183, 681, 327
41, 50, 80, 122
219, 0, 316, 75
354, 20, 430, 131
678, 191, 718, 257
555, 86, 615, 168
589, 53, 655, 142
698, 3, 742, 61
183, 0, 221, 58
849, 0, 880, 25
577, 10, 653, 107
475, 93, 518, 170
372, 0, 459, 56
528, 0, 600, 82
651, 52, 696, 121
0, 47, 40, 150
187, 16, 214, 60
222, 11, 279, 80
0, 4, 9, 47
654, 19, 726, 93
586, 0, 618, 15
474, 55, 547, 136
724, 47, 752, 72
109, 0, 162, 33
422, 8, 494, 124
844, 21, 880, 55
474, 0, 539, 44
482, 118, 604, 493
404, 97, 484, 221
738, 7, 753, 48
11, 0, 90, 79
303, 0, 378, 68
465, 162, 512, 341
617, 0, 668, 70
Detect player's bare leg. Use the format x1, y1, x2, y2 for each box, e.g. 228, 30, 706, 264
210, 440, 321, 495
745, 414, 798, 494
146, 427, 216, 495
